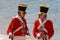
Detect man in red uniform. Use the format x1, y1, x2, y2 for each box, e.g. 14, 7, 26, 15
7, 4, 30, 40
33, 5, 54, 40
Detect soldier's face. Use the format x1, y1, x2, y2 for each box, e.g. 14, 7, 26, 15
18, 11, 26, 18
39, 12, 47, 21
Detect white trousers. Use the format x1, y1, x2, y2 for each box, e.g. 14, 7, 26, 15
37, 38, 50, 40
13, 36, 26, 40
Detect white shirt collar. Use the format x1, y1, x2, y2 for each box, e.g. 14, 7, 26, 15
15, 15, 23, 23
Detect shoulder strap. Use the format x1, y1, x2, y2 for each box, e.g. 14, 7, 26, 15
13, 15, 24, 34
37, 18, 47, 30
15, 15, 23, 23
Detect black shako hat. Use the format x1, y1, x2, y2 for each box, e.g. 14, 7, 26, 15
18, 4, 27, 12
40, 5, 49, 13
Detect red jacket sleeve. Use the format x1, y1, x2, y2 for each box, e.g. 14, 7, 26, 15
7, 18, 16, 35
33, 20, 40, 38
47, 20, 54, 39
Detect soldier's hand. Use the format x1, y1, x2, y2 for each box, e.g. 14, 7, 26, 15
9, 34, 13, 39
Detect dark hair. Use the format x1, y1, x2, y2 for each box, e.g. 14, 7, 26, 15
18, 11, 26, 14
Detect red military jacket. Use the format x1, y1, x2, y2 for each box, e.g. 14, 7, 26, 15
33, 18, 54, 39
7, 15, 29, 36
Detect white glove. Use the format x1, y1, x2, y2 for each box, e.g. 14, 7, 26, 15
36, 32, 42, 39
